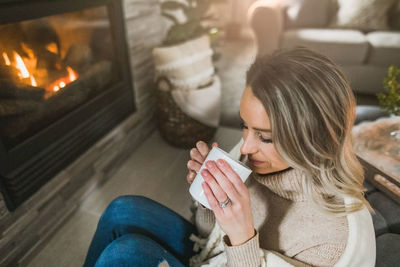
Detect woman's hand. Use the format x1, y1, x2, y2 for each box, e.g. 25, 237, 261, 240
186, 141, 218, 185
201, 159, 255, 246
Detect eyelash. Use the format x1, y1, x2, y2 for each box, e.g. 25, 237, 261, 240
239, 122, 273, 144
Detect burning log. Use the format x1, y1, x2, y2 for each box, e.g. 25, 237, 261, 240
1, 81, 86, 139
36, 49, 65, 72
80, 60, 112, 94
0, 80, 45, 100
45, 60, 112, 111
45, 80, 87, 115
0, 60, 112, 139
22, 19, 62, 58
0, 65, 19, 81
64, 44, 93, 72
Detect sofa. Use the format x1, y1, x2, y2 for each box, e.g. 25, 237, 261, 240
247, 0, 400, 104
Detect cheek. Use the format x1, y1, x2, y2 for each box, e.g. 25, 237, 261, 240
271, 149, 289, 168
261, 146, 289, 168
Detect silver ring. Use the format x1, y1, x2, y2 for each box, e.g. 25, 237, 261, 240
219, 198, 231, 208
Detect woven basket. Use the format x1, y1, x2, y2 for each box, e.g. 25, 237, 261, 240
155, 77, 217, 148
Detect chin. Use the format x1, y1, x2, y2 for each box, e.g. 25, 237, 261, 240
252, 166, 270, 175
253, 164, 287, 175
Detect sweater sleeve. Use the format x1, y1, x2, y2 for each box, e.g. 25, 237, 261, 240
222, 231, 311, 267
223, 231, 261, 267
195, 202, 216, 237
292, 243, 346, 267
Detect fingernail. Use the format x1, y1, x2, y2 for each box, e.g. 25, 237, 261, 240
201, 169, 208, 177
206, 161, 213, 167
217, 159, 224, 166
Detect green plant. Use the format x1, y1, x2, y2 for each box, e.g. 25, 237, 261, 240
160, 0, 226, 46
377, 65, 400, 116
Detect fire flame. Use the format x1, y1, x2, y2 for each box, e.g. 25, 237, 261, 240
7, 51, 39, 87
46, 43, 59, 55
1, 46, 78, 96
30, 76, 37, 87
14, 52, 30, 79
67, 66, 77, 81
48, 66, 78, 93
2, 53, 11, 65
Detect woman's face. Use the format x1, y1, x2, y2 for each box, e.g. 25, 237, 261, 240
239, 86, 290, 174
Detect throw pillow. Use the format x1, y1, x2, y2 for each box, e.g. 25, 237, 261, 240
152, 35, 214, 91
330, 0, 395, 31
285, 0, 333, 28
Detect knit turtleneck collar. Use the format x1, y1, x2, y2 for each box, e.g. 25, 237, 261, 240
252, 167, 308, 202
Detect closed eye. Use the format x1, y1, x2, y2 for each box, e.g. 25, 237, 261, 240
241, 122, 273, 144
258, 134, 273, 143
240, 122, 248, 129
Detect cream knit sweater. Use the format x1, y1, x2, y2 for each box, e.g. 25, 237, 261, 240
190, 168, 349, 267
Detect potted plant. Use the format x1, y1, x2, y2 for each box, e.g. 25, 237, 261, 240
161, 0, 224, 45
152, 0, 225, 148
377, 65, 400, 116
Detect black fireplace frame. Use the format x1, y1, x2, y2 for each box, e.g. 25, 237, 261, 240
0, 0, 136, 211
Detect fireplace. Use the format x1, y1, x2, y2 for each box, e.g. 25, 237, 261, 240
0, 0, 135, 211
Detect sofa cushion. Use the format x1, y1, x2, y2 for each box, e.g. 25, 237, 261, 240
284, 0, 332, 28
330, 0, 395, 31
340, 65, 388, 95
355, 106, 389, 125
363, 181, 378, 194
367, 192, 400, 234
376, 233, 400, 267
281, 29, 368, 64
366, 31, 400, 67
370, 209, 389, 237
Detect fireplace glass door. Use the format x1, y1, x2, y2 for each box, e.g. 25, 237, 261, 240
0, 6, 119, 149
0, 0, 134, 211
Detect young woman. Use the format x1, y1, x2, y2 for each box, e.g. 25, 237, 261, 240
83, 48, 375, 267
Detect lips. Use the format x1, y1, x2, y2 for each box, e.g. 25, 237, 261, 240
249, 158, 264, 166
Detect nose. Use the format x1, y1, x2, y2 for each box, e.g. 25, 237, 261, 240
240, 132, 258, 155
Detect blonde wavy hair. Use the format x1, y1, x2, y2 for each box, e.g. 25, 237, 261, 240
246, 47, 370, 215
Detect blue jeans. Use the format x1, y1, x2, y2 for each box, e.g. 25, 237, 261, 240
83, 195, 197, 267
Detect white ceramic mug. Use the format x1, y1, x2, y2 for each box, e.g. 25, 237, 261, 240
189, 146, 252, 209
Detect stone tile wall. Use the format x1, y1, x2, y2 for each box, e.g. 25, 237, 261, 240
0, 0, 167, 265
